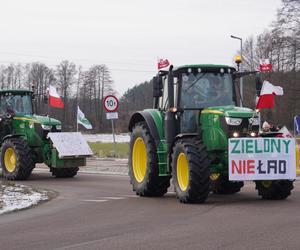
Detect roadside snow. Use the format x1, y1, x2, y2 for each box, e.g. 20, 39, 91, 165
0, 183, 49, 215
83, 133, 130, 143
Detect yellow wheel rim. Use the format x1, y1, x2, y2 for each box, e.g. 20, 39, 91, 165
261, 181, 272, 188
132, 137, 147, 183
177, 152, 189, 191
4, 148, 17, 173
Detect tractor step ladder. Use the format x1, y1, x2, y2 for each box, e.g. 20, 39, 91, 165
157, 141, 168, 176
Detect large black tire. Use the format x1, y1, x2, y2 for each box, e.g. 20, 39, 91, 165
50, 167, 79, 178
1, 137, 34, 180
128, 122, 170, 197
211, 174, 244, 194
255, 180, 294, 200
172, 139, 210, 203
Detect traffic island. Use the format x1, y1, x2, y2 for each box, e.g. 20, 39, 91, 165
0, 181, 56, 215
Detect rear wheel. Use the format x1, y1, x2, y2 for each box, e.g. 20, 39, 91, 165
210, 174, 244, 194
128, 122, 170, 197
1, 137, 34, 180
172, 139, 210, 203
255, 180, 293, 200
50, 167, 79, 178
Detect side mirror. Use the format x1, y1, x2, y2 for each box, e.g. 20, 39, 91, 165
153, 75, 163, 98
255, 76, 262, 96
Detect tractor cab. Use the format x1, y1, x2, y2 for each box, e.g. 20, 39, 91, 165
153, 65, 259, 136
0, 90, 33, 117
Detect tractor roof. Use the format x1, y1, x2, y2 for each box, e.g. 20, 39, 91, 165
174, 64, 236, 71
0, 89, 33, 95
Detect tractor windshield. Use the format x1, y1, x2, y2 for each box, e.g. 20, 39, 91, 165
0, 94, 33, 116
180, 72, 235, 109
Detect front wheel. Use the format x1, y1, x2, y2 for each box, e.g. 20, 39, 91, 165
255, 180, 294, 200
172, 139, 210, 203
128, 122, 170, 197
1, 137, 34, 180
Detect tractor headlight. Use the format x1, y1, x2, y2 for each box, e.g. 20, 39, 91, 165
233, 132, 239, 137
225, 117, 242, 126
249, 117, 259, 126
56, 124, 62, 130
41, 124, 52, 130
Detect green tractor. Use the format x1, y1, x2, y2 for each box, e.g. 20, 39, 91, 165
128, 64, 294, 203
0, 89, 92, 180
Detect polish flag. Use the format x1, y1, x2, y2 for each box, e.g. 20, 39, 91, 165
259, 59, 272, 72
49, 85, 64, 108
157, 58, 170, 70
256, 81, 283, 109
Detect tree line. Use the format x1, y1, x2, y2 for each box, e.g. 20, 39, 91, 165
0, 61, 115, 132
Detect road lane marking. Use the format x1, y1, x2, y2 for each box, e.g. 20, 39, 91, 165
80, 199, 107, 202
96, 197, 125, 200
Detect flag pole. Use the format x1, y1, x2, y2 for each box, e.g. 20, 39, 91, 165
47, 84, 51, 125
76, 107, 79, 132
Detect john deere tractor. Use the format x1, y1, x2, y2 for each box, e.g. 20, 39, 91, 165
0, 89, 92, 180
128, 64, 294, 203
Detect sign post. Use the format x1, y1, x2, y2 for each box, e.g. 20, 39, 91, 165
103, 95, 119, 157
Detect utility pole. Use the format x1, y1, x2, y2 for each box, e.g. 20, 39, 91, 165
231, 35, 243, 106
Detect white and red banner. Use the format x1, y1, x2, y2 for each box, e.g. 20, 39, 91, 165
256, 80, 283, 109
259, 59, 272, 72
229, 138, 296, 181
49, 85, 64, 109
157, 58, 170, 70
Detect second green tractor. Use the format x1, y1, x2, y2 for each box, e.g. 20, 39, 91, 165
128, 64, 294, 203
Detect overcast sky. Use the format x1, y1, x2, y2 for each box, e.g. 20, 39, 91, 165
0, 0, 282, 96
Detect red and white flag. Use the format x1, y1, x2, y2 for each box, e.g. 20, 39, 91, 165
256, 80, 283, 109
157, 58, 170, 70
49, 85, 64, 109
259, 59, 272, 72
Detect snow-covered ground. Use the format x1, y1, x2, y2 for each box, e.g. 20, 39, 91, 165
83, 133, 130, 143
0, 182, 49, 215
0, 133, 130, 215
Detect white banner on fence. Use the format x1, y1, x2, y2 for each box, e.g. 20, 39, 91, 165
229, 138, 296, 181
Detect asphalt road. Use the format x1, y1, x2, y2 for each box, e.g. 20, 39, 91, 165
1, 165, 300, 250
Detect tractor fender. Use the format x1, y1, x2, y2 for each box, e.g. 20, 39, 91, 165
128, 111, 161, 147
1, 134, 26, 145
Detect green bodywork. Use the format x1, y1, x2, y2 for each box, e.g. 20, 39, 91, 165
0, 89, 85, 169
130, 64, 258, 177
144, 106, 257, 177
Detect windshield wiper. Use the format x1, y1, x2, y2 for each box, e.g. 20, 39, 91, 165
187, 73, 207, 90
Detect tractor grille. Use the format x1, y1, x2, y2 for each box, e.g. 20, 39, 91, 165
220, 117, 259, 138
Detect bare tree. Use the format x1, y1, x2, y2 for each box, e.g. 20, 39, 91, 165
56, 60, 77, 126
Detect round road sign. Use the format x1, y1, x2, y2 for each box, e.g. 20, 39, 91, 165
103, 95, 119, 112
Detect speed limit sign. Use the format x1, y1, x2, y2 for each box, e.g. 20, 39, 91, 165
103, 95, 119, 112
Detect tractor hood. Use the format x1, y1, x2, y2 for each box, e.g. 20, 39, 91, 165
33, 115, 61, 126
14, 115, 61, 126
203, 105, 255, 118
